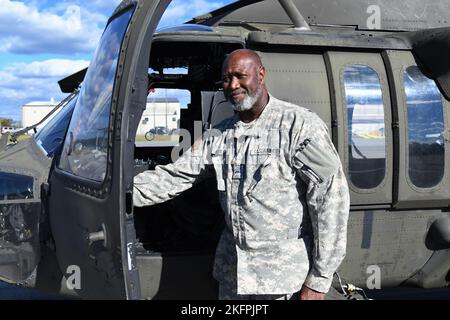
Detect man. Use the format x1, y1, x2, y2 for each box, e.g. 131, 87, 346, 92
134, 49, 350, 300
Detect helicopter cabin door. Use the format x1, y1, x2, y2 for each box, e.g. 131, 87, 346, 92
48, 0, 171, 299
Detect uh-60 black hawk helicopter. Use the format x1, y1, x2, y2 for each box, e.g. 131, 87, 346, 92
1, 0, 450, 300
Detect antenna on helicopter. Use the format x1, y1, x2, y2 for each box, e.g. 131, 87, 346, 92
279, 0, 311, 30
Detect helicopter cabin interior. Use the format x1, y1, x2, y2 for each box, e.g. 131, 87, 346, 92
130, 19, 450, 299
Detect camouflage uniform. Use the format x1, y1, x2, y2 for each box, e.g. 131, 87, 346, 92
134, 95, 350, 298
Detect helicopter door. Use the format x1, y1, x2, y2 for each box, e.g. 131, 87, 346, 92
0, 139, 51, 285
48, 0, 171, 299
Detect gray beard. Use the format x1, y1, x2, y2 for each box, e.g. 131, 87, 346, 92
230, 86, 262, 112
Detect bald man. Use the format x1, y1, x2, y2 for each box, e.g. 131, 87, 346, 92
134, 49, 350, 300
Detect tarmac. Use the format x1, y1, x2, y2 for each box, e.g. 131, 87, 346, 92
1, 280, 450, 300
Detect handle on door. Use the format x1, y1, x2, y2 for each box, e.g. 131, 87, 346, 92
87, 223, 108, 248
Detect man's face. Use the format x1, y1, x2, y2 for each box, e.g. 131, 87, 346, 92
222, 57, 263, 111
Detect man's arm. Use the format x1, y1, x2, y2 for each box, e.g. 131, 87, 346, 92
302, 165, 349, 297
292, 114, 350, 297
133, 139, 210, 207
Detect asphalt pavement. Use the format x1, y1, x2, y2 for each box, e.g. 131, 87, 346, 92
0, 281, 63, 300
1, 280, 450, 300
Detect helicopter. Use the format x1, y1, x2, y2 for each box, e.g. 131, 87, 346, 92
1, 0, 450, 299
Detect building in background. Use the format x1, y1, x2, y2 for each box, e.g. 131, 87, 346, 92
22, 98, 60, 132
21, 97, 181, 137
136, 97, 180, 136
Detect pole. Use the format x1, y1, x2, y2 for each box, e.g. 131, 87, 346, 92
165, 89, 168, 128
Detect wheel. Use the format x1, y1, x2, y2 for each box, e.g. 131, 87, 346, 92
145, 131, 155, 141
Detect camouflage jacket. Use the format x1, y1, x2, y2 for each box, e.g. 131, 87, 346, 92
134, 95, 350, 294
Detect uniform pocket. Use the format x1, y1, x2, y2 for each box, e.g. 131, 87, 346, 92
295, 138, 340, 185
245, 154, 273, 199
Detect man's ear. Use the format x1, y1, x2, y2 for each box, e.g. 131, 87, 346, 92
259, 66, 266, 83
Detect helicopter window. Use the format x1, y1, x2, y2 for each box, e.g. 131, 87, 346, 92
343, 64, 386, 189
135, 88, 189, 148
35, 95, 76, 158
404, 66, 445, 188
58, 8, 134, 182
0, 172, 33, 200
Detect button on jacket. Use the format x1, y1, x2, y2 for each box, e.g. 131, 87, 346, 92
134, 95, 350, 295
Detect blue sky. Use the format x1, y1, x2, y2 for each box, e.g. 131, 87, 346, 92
0, 0, 235, 122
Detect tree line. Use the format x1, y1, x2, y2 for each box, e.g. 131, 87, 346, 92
0, 118, 13, 127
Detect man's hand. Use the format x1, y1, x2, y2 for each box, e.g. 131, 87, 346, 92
299, 285, 326, 300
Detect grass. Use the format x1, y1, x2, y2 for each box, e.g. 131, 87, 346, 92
135, 134, 179, 142
13, 135, 31, 143
0, 133, 31, 145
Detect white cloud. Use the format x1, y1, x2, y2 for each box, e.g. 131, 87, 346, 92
0, 0, 230, 54
0, 59, 89, 120
44, 0, 120, 20
0, 0, 104, 54
5, 59, 89, 78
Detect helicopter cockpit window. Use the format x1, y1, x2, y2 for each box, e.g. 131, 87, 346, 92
404, 66, 445, 188
58, 8, 134, 182
35, 95, 76, 158
343, 65, 386, 189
